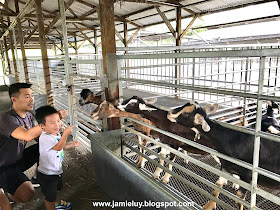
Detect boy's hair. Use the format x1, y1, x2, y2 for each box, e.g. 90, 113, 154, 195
35, 105, 58, 124
9, 83, 32, 98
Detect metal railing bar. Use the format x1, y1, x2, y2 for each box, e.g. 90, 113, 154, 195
117, 49, 280, 59
123, 142, 236, 210
123, 125, 251, 191
124, 138, 251, 208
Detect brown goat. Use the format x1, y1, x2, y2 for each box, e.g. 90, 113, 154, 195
91, 100, 156, 168
79, 89, 103, 106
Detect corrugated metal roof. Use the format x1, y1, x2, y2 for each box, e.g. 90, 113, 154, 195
1, 0, 277, 46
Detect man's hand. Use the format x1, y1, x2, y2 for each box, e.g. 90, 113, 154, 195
58, 110, 68, 119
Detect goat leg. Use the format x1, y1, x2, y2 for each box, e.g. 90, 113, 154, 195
203, 176, 227, 210
236, 188, 247, 210
136, 136, 144, 168
182, 150, 189, 164
162, 154, 176, 183
153, 148, 167, 179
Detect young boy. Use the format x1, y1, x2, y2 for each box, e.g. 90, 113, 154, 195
35, 105, 80, 210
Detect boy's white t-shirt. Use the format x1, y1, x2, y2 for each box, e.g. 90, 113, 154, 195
38, 132, 64, 175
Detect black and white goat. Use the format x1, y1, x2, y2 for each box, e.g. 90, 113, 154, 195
261, 101, 280, 135
120, 96, 219, 184
79, 89, 104, 106
167, 101, 280, 210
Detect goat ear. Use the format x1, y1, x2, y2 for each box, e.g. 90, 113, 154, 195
139, 103, 157, 111
194, 114, 211, 132
94, 90, 104, 96
204, 103, 218, 114
110, 98, 119, 107
145, 98, 157, 104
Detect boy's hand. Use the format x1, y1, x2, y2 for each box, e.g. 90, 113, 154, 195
62, 125, 77, 137
72, 140, 81, 147
58, 110, 68, 119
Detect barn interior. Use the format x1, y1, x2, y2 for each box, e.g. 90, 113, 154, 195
0, 0, 280, 209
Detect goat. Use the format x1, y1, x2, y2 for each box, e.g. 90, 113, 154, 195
79, 89, 103, 106
91, 100, 156, 168
261, 101, 280, 135
167, 101, 280, 210
121, 96, 219, 184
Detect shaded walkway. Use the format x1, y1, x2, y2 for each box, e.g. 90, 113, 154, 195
0, 85, 112, 210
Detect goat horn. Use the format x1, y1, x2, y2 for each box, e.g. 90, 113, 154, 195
139, 103, 157, 111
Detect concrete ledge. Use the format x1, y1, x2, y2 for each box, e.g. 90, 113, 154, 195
88, 130, 196, 210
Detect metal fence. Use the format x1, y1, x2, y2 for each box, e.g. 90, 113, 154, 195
5, 44, 280, 209
117, 45, 280, 209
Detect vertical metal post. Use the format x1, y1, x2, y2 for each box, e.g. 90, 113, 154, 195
250, 56, 265, 208
58, 0, 76, 135
192, 57, 195, 101
12, 27, 22, 82
242, 58, 250, 126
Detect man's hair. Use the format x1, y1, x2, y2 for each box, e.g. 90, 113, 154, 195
9, 83, 32, 98
35, 105, 58, 124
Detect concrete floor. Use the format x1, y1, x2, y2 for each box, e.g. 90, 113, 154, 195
0, 85, 112, 210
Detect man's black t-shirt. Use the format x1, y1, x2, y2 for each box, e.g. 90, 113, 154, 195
0, 109, 35, 168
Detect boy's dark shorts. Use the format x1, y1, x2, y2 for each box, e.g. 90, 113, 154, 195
0, 143, 39, 195
37, 171, 63, 202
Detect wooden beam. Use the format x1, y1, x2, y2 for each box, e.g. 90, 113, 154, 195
124, 22, 128, 47
1, 0, 35, 40
94, 29, 97, 54
72, 23, 95, 48
24, 26, 37, 44
115, 15, 140, 28
35, 0, 52, 105
176, 6, 181, 46
3, 37, 11, 74
77, 40, 86, 50
115, 28, 124, 44
79, 7, 98, 19
15, 0, 29, 83
155, 6, 176, 37
8, 18, 19, 82
76, 0, 96, 8
68, 8, 77, 18
74, 35, 78, 54
99, 0, 120, 130
180, 14, 199, 38
127, 27, 141, 44
0, 2, 16, 15
44, 0, 76, 35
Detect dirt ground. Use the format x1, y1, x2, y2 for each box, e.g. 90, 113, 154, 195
0, 85, 112, 210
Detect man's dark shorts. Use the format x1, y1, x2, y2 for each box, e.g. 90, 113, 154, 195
0, 143, 39, 195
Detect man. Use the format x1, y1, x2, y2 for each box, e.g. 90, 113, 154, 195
0, 83, 67, 210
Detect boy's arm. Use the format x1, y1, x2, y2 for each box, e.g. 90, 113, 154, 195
11, 125, 43, 141
52, 134, 68, 151
52, 125, 76, 151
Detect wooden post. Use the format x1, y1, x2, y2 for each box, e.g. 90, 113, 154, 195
94, 28, 98, 54
99, 0, 120, 130
15, 0, 29, 83
74, 34, 78, 54
175, 6, 181, 98
3, 37, 11, 74
0, 41, 6, 84
35, 0, 53, 105
8, 18, 19, 82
